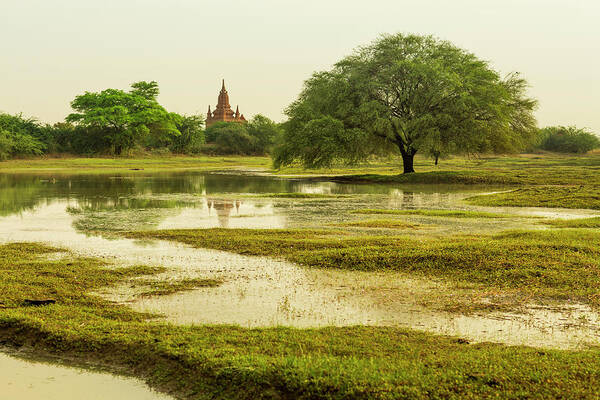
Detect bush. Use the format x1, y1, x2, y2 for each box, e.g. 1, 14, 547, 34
0, 113, 46, 158
538, 126, 600, 153
214, 124, 257, 155
0, 131, 15, 161
206, 115, 282, 155
170, 115, 205, 154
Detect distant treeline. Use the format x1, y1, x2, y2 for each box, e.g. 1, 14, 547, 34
0, 81, 283, 160
1, 80, 598, 162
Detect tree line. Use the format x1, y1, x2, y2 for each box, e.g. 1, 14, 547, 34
2, 33, 598, 170
0, 81, 282, 160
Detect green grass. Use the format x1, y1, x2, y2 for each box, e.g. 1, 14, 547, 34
542, 217, 600, 228
127, 228, 600, 307
3, 242, 600, 399
351, 209, 515, 218
264, 192, 342, 198
467, 186, 600, 210
0, 155, 271, 174
317, 153, 600, 186
335, 219, 420, 229
3, 153, 600, 187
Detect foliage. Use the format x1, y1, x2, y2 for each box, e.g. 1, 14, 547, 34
275, 33, 538, 173
245, 114, 283, 154
0, 130, 14, 161
206, 115, 282, 155
538, 126, 600, 153
0, 113, 47, 158
169, 114, 205, 154
66, 81, 179, 155
213, 122, 257, 154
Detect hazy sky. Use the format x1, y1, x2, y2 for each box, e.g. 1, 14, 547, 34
2, 0, 599, 133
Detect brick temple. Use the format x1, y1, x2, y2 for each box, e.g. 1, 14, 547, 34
206, 80, 246, 128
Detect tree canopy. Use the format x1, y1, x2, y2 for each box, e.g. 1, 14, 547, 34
66, 81, 179, 155
204, 115, 282, 155
538, 126, 599, 154
274, 33, 538, 173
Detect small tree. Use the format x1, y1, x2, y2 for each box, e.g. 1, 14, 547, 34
212, 123, 257, 155
169, 114, 205, 154
66, 81, 179, 155
246, 114, 283, 154
0, 113, 46, 158
274, 33, 538, 173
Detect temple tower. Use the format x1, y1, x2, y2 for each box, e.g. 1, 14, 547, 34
206, 80, 246, 127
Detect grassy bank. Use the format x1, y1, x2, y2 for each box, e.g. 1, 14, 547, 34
351, 209, 517, 219
466, 186, 600, 210
2, 153, 600, 186
0, 156, 271, 174
3, 242, 600, 399
542, 217, 600, 228
127, 228, 600, 307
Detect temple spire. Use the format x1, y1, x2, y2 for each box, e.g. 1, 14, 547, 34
206, 79, 247, 128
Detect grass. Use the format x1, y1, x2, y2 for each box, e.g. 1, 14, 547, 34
264, 192, 343, 198
2, 153, 600, 186
351, 209, 516, 218
318, 153, 600, 186
335, 219, 420, 229
3, 242, 600, 399
542, 217, 600, 228
134, 278, 223, 297
466, 186, 600, 210
0, 155, 271, 174
126, 228, 600, 307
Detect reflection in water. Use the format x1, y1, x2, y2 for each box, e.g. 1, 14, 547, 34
0, 352, 171, 400
208, 199, 241, 228
1, 172, 600, 350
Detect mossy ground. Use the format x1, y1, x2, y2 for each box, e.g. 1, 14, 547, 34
2, 242, 600, 399
542, 217, 600, 228
351, 209, 518, 219
466, 186, 600, 210
335, 219, 420, 229
127, 228, 600, 308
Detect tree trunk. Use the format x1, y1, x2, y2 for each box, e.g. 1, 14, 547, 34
401, 152, 415, 174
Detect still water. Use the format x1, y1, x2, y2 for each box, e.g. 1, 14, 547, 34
0, 351, 170, 400
1, 171, 600, 353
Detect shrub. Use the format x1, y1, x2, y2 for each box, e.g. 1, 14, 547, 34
538, 126, 600, 153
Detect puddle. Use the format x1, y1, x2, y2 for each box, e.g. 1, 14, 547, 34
1, 172, 600, 350
0, 351, 171, 400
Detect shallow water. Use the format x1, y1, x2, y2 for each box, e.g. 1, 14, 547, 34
1, 171, 600, 350
0, 351, 171, 400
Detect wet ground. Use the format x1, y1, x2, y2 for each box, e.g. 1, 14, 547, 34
0, 351, 171, 399
1, 171, 600, 356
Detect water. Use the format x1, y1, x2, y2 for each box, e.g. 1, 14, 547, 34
1, 171, 600, 351
0, 351, 171, 400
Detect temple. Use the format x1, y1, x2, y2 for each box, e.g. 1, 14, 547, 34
206, 80, 246, 128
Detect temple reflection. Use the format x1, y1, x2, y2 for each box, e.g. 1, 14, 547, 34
208, 199, 242, 228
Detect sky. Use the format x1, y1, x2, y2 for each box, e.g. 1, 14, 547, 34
1, 0, 599, 133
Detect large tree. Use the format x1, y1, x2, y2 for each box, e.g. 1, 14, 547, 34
67, 81, 179, 155
274, 34, 538, 173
